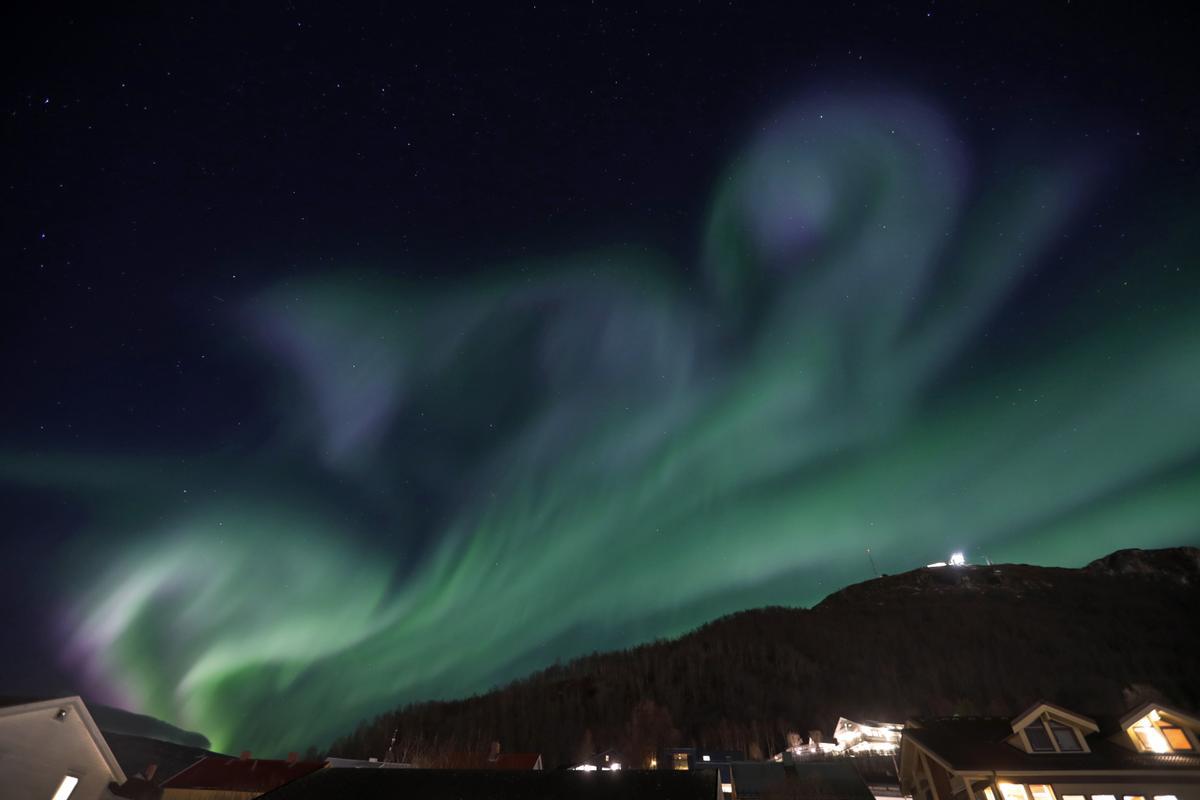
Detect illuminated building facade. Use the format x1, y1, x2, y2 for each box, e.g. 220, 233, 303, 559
899, 702, 1200, 800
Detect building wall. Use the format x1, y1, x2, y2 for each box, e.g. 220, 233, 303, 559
0, 705, 118, 800
993, 777, 1200, 800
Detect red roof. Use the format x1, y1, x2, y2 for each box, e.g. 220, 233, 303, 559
162, 756, 325, 792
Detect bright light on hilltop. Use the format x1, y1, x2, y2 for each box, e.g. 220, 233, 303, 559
949, 551, 966, 566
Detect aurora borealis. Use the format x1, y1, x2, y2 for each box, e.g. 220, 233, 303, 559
3, 5, 1198, 761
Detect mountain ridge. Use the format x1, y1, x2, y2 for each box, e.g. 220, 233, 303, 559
327, 547, 1200, 767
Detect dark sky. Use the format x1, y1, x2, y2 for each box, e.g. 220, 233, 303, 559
2, 4, 1197, 754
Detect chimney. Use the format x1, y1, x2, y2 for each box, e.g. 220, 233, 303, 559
142, 764, 158, 781
287, 752, 298, 765
488, 741, 501, 761
240, 750, 252, 761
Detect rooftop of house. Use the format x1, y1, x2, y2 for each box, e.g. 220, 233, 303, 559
904, 714, 1200, 773
732, 760, 876, 800
257, 767, 718, 799
160, 755, 326, 792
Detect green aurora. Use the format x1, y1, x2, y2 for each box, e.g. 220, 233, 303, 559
6, 93, 1199, 754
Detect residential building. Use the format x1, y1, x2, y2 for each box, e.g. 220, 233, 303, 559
0, 695, 126, 800
899, 701, 1200, 800
571, 749, 627, 771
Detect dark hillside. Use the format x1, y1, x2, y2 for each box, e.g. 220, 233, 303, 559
328, 548, 1200, 768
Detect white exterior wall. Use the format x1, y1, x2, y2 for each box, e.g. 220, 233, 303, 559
0, 700, 123, 800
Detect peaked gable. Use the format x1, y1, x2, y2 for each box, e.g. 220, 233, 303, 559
0, 695, 127, 784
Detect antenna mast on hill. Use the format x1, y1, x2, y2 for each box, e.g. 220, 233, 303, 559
383, 728, 399, 763
866, 547, 880, 578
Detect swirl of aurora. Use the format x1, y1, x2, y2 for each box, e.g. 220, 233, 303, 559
15, 91, 1200, 755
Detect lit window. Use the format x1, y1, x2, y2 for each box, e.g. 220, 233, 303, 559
1000, 783, 1030, 800
984, 788, 997, 800
1123, 795, 1145, 800
1153, 795, 1178, 800
1030, 785, 1055, 800
672, 752, 689, 770
1062, 795, 1085, 800
1049, 722, 1083, 752
722, 783, 734, 794
50, 776, 79, 800
1092, 795, 1116, 800
702, 755, 712, 762
1129, 711, 1195, 753
1162, 727, 1192, 750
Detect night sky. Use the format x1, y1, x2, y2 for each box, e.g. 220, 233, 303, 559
3, 5, 1198, 756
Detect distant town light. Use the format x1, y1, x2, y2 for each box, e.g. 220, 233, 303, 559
949, 552, 966, 566
609, 762, 622, 770
572, 764, 598, 771
702, 755, 711, 762
51, 776, 79, 800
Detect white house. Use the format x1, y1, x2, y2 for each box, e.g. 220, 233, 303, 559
0, 696, 126, 800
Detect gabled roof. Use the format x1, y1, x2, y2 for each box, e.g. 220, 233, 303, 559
256, 768, 717, 799
903, 715, 1200, 774
0, 695, 127, 784
1010, 702, 1099, 734
1119, 702, 1200, 732
161, 755, 325, 792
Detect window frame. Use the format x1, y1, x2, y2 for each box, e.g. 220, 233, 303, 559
1019, 714, 1087, 754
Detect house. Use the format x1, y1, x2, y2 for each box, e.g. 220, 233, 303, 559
782, 719, 904, 760
159, 752, 325, 799
834, 719, 904, 756
254, 767, 721, 799
0, 695, 127, 800
729, 760, 877, 800
660, 748, 745, 795
899, 700, 1200, 800
571, 749, 628, 771
661, 748, 746, 771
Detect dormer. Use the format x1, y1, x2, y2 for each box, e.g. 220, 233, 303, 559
1008, 702, 1097, 754
1119, 703, 1200, 754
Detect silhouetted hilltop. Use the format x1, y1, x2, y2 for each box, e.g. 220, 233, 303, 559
329, 547, 1200, 768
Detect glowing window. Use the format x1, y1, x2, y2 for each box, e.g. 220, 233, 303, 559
1091, 796, 1115, 800
1062, 795, 1085, 800
672, 752, 689, 770
1153, 796, 1178, 800
1030, 785, 1055, 800
1129, 711, 1195, 753
50, 776, 79, 800
984, 788, 997, 800
1000, 784, 1030, 800
1162, 727, 1192, 750
1123, 795, 1145, 800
